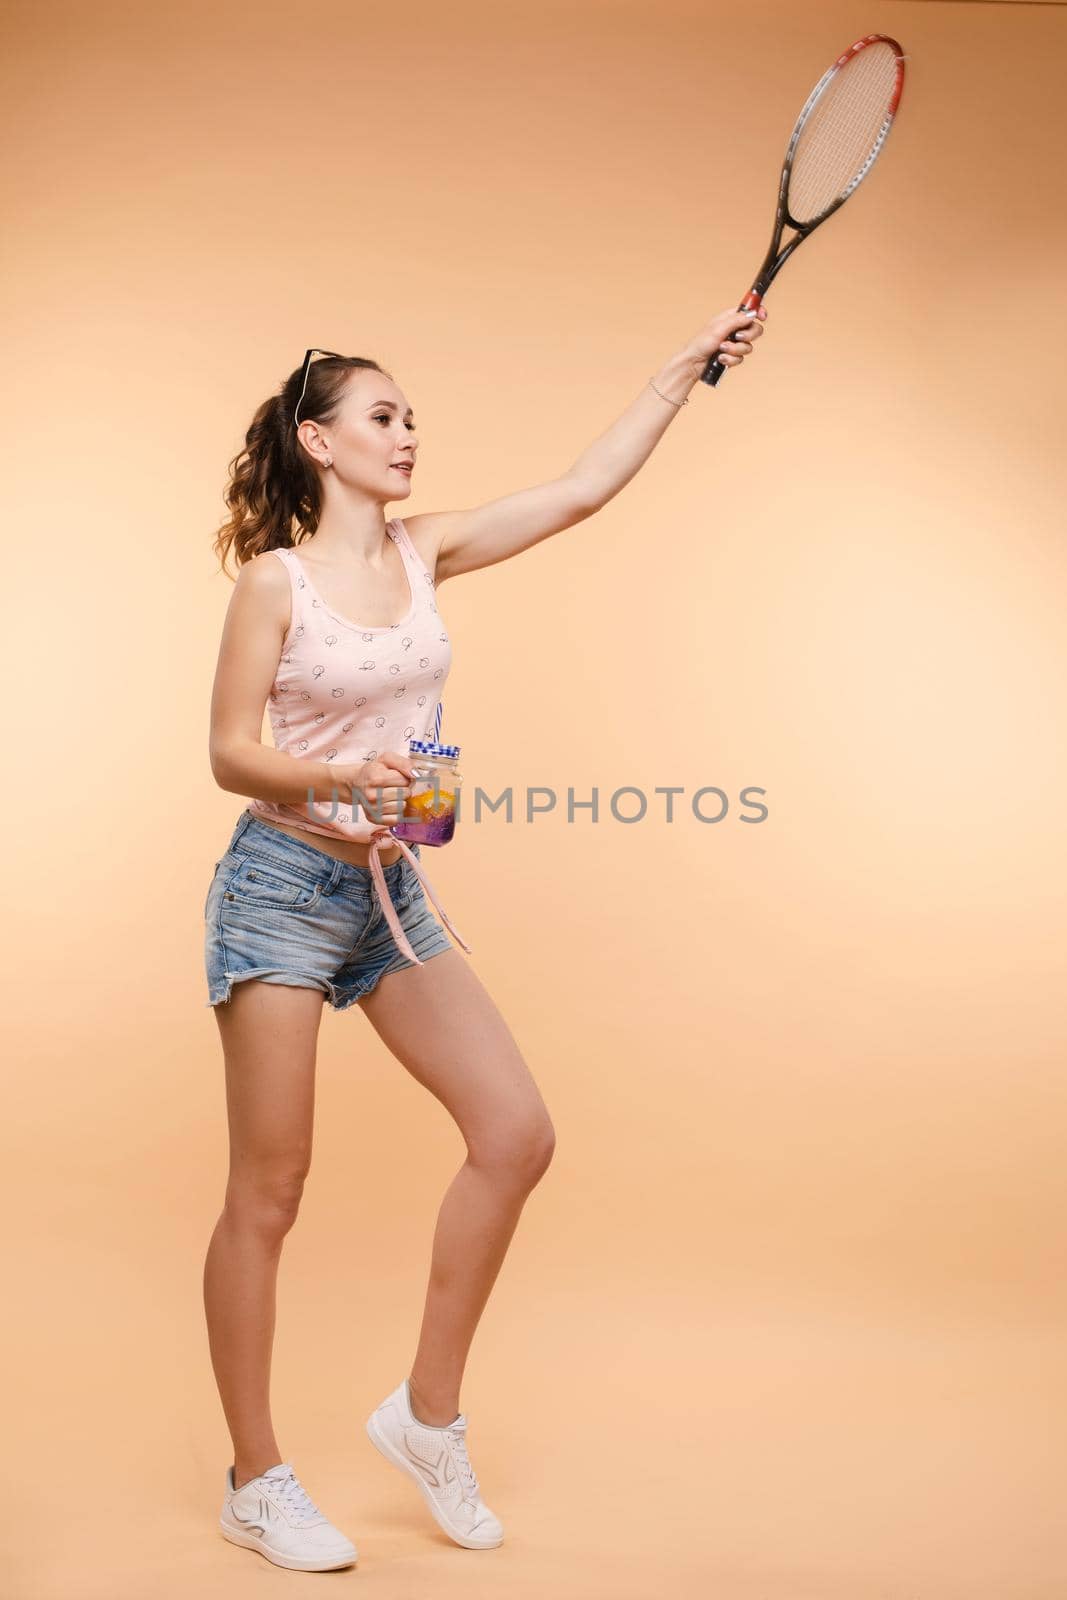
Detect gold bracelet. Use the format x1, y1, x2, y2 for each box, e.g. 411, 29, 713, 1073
648, 377, 689, 408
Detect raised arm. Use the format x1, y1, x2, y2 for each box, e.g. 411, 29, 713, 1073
566, 306, 767, 507
413, 306, 767, 585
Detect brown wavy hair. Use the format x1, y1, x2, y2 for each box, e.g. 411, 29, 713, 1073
211, 353, 391, 579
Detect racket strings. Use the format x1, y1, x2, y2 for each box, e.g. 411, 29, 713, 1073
787, 41, 900, 225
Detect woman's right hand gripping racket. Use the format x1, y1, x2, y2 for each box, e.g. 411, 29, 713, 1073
704, 33, 907, 387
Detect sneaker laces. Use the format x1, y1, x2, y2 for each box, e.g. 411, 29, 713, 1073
444, 1424, 479, 1499
266, 1466, 325, 1525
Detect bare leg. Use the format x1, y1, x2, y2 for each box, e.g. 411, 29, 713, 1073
358, 949, 556, 1425
203, 980, 326, 1487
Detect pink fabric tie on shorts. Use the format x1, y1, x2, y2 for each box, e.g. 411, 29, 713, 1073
365, 828, 472, 965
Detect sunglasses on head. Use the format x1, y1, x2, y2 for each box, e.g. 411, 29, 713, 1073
293, 348, 346, 427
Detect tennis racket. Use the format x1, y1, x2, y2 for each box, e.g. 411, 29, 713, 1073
703, 33, 906, 387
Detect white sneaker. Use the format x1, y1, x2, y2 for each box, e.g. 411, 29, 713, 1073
365, 1378, 504, 1549
219, 1459, 358, 1571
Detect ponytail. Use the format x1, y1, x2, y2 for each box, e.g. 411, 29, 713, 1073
212, 354, 389, 578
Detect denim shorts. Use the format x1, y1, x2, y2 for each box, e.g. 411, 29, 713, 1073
204, 809, 454, 1011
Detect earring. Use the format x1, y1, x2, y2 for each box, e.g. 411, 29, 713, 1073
324, 455, 333, 467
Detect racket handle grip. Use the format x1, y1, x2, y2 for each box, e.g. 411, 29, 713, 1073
700, 291, 764, 387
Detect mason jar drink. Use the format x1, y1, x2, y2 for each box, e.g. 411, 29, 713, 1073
391, 739, 462, 846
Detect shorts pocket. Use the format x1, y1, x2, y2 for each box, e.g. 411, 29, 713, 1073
225, 856, 324, 911
203, 858, 225, 920
393, 860, 423, 914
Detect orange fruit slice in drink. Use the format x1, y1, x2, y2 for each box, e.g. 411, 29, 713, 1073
407, 788, 455, 820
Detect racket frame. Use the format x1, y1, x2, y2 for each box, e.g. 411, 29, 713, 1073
702, 33, 906, 387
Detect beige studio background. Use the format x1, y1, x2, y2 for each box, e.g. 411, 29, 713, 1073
3, 0, 1065, 1596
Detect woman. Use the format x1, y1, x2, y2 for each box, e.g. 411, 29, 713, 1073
202, 306, 767, 1572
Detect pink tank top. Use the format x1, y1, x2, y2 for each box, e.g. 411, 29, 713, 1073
249, 518, 450, 845
246, 520, 471, 967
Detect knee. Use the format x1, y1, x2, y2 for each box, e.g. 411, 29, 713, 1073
470, 1115, 556, 1190
526, 1121, 556, 1185
225, 1162, 311, 1238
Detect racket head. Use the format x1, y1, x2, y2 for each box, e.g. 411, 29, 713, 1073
782, 34, 905, 235
701, 34, 906, 388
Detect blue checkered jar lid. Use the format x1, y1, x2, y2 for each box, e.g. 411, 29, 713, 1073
409, 738, 461, 758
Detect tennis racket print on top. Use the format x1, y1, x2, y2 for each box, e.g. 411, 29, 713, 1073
703, 33, 907, 387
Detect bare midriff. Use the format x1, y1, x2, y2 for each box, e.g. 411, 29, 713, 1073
249, 811, 405, 868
